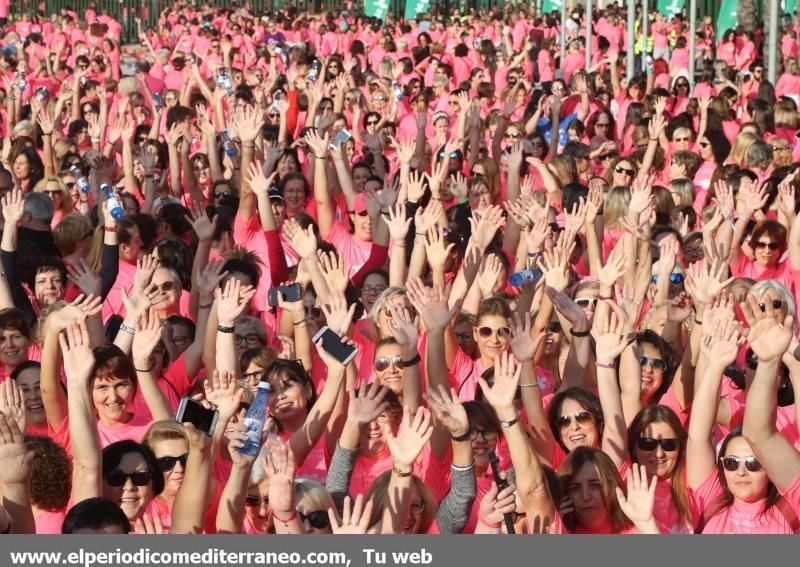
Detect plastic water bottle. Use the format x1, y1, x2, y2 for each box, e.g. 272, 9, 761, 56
101, 184, 124, 220
509, 268, 543, 287
71, 166, 90, 194
222, 129, 237, 157
217, 68, 233, 95
153, 92, 162, 113
308, 60, 320, 83
17, 70, 25, 92
240, 381, 270, 457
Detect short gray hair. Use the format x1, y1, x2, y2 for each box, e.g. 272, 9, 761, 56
23, 191, 54, 224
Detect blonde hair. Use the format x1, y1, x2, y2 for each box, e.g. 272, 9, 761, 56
603, 187, 631, 228
668, 178, 696, 207
53, 213, 93, 256
366, 471, 437, 533
33, 176, 73, 214
294, 479, 335, 513
143, 420, 189, 448
731, 131, 760, 165
369, 287, 407, 322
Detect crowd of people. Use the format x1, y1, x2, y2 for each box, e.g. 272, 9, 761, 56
1, 0, 800, 536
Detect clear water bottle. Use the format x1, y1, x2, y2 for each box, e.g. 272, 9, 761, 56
222, 129, 237, 157
240, 381, 270, 457
217, 68, 233, 95
101, 184, 124, 220
71, 166, 90, 194
509, 267, 543, 287
17, 70, 26, 92
153, 92, 162, 113
393, 82, 403, 101
308, 60, 320, 83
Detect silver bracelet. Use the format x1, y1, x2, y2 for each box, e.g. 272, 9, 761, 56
451, 462, 476, 472
119, 322, 136, 336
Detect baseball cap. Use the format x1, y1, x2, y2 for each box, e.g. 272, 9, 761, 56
354, 193, 369, 215
268, 186, 284, 201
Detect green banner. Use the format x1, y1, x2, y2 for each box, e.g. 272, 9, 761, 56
784, 0, 797, 16
716, 0, 739, 33
656, 0, 684, 18
364, 0, 390, 20
541, 0, 562, 13
404, 0, 430, 20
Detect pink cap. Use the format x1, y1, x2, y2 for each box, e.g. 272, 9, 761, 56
354, 193, 369, 214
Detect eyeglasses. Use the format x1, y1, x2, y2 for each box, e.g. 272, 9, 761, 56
469, 428, 497, 440
753, 241, 781, 251
673, 137, 690, 143
575, 298, 598, 308
236, 333, 263, 346
298, 510, 330, 529
244, 495, 270, 507
214, 191, 232, 199
155, 453, 188, 472
362, 285, 387, 295
771, 145, 790, 152
240, 370, 266, 385
651, 273, 685, 285
758, 299, 784, 312
372, 95, 386, 101
556, 410, 594, 429
637, 437, 680, 452
374, 355, 405, 372
720, 455, 763, 472
639, 355, 667, 371
44, 189, 62, 196
614, 165, 635, 177
153, 281, 176, 292
595, 122, 609, 129
477, 326, 511, 339
548, 321, 562, 333
105, 470, 152, 487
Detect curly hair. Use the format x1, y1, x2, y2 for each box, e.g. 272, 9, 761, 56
26, 435, 72, 511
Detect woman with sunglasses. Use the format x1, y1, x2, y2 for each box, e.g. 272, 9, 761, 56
33, 176, 73, 229
687, 319, 796, 532
729, 219, 791, 283
142, 420, 190, 532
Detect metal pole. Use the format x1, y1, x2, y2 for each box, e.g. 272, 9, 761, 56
560, 0, 567, 73
767, 0, 779, 84
641, 0, 648, 72
626, 0, 635, 78
585, 0, 592, 70
689, 0, 696, 88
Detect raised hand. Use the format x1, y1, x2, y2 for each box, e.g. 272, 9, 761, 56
0, 413, 34, 486
318, 251, 349, 293
414, 200, 442, 235
385, 406, 433, 470
425, 225, 455, 271
313, 328, 356, 370
592, 305, 631, 365
0, 378, 25, 434
683, 258, 733, 306
2, 189, 24, 226
425, 385, 468, 438
132, 512, 166, 535
508, 312, 543, 362
598, 247, 627, 289
405, 278, 460, 333
58, 320, 95, 386
385, 202, 412, 243
564, 198, 588, 234
347, 382, 390, 425
704, 317, 744, 368
477, 254, 503, 299
320, 290, 356, 336
196, 261, 228, 303
132, 309, 164, 366
740, 293, 794, 362
478, 351, 522, 413
615, 464, 658, 533
204, 370, 245, 421
388, 304, 419, 349
264, 439, 297, 517
215, 279, 256, 326
67, 258, 102, 297
185, 203, 217, 242
133, 253, 160, 294
469, 206, 506, 251
545, 286, 590, 331
329, 494, 374, 534
283, 218, 317, 260
304, 128, 330, 159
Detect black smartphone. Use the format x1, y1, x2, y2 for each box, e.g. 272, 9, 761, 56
176, 397, 219, 436
268, 282, 303, 307
312, 326, 358, 365
489, 449, 515, 534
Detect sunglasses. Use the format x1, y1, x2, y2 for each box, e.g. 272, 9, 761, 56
753, 241, 781, 251
575, 298, 598, 308
438, 150, 460, 159
673, 137, 690, 143
44, 189, 62, 196
477, 326, 511, 339
372, 95, 386, 101
153, 281, 176, 292
268, 112, 280, 118
676, 83, 689, 89
639, 355, 667, 371
374, 355, 405, 372
320, 105, 333, 112
155, 453, 188, 472
366, 120, 379, 126
651, 273, 685, 285
105, 470, 152, 487
469, 428, 497, 440
244, 495, 270, 507
614, 165, 635, 176
720, 455, 763, 472
556, 410, 594, 429
506, 132, 522, 139
213, 191, 232, 199
548, 321, 562, 333
595, 122, 610, 128
759, 299, 784, 312
299, 510, 330, 529
637, 437, 680, 452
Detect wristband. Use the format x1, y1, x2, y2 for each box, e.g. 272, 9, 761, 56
134, 366, 153, 373
451, 461, 476, 472
599, 295, 613, 301
570, 328, 590, 338
500, 412, 520, 428
451, 429, 471, 442
272, 510, 298, 524
119, 323, 136, 336
478, 513, 502, 529
198, 302, 213, 309
392, 465, 413, 478
104, 226, 118, 233
596, 360, 618, 369
402, 353, 421, 366
519, 383, 539, 389
217, 324, 234, 333
293, 319, 306, 326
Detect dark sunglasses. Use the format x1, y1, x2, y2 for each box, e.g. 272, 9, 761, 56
614, 165, 635, 176
651, 273, 685, 285
105, 470, 152, 487
478, 326, 511, 339
673, 137, 691, 143
366, 120, 379, 126
244, 495, 270, 507
753, 241, 781, 251
213, 191, 232, 199
556, 410, 594, 429
506, 132, 522, 139
548, 321, 562, 333
575, 298, 598, 308
637, 437, 680, 452
155, 453, 188, 472
639, 355, 667, 371
299, 510, 330, 529
759, 299, 784, 312
374, 355, 405, 372
720, 455, 763, 472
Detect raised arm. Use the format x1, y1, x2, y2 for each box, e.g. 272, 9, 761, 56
130, 311, 175, 422
305, 130, 334, 237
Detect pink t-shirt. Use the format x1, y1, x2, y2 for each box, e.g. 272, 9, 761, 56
34, 509, 66, 534
102, 260, 137, 322
323, 221, 373, 278
348, 444, 449, 501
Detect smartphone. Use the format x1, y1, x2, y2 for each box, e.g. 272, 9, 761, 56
489, 450, 515, 534
329, 128, 351, 150
176, 397, 219, 436
35, 86, 48, 101
268, 282, 303, 307
312, 326, 358, 365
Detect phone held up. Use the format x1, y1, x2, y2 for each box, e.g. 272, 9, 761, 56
176, 397, 219, 436
312, 326, 358, 365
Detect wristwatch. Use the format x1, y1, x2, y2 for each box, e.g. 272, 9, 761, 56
500, 411, 520, 429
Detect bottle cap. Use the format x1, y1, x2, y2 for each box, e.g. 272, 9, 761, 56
258, 381, 271, 390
